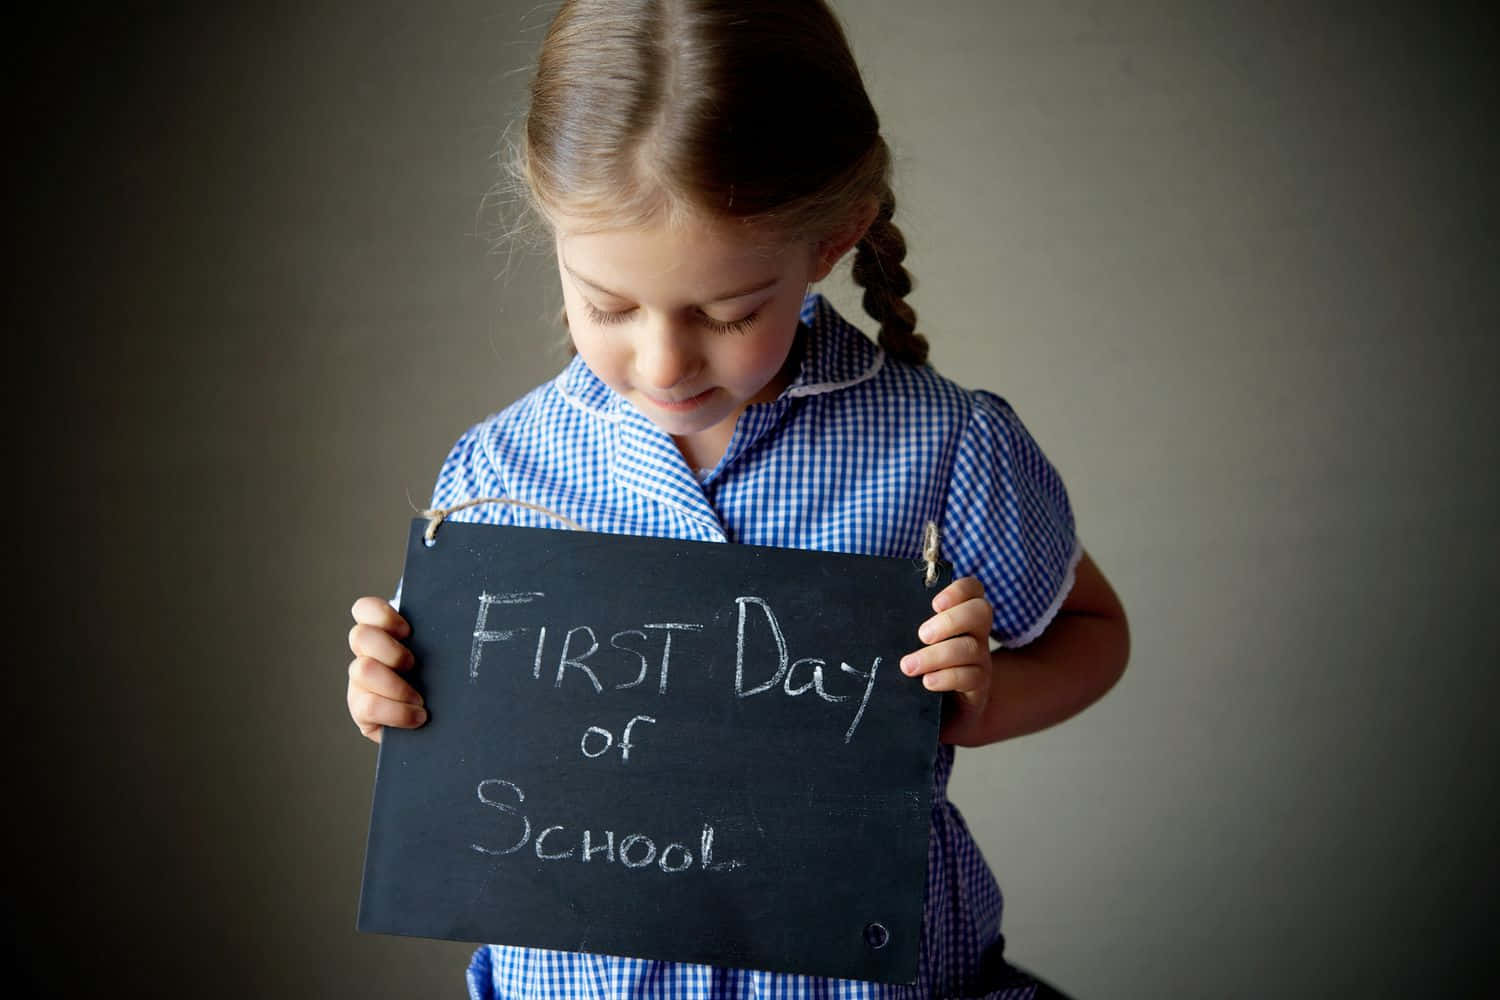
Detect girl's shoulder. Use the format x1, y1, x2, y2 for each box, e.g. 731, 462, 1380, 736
801, 297, 1044, 468
798, 293, 979, 414
429, 358, 613, 512
451, 356, 616, 453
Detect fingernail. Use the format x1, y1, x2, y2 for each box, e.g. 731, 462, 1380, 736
900, 656, 916, 674
415, 708, 428, 724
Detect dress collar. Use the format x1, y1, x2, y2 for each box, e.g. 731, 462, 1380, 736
552, 292, 884, 419
784, 292, 885, 397
548, 293, 886, 532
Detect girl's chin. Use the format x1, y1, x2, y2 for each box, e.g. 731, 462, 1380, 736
636, 391, 743, 437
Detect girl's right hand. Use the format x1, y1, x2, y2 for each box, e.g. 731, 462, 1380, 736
347, 596, 427, 743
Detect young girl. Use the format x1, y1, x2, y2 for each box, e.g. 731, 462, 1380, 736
346, 2, 1129, 997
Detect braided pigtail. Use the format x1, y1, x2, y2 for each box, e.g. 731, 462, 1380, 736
850, 188, 928, 366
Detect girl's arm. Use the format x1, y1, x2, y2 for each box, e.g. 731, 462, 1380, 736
901, 550, 1130, 747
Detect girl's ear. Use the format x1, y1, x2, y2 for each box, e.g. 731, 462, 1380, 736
811, 198, 880, 281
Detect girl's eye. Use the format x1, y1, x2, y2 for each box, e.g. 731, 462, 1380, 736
584, 300, 759, 335
703, 311, 759, 335
583, 301, 633, 326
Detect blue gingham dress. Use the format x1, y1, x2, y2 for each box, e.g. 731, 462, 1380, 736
429, 293, 1082, 999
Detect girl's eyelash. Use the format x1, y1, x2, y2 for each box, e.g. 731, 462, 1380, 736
583, 301, 632, 326
583, 301, 759, 335
706, 312, 758, 335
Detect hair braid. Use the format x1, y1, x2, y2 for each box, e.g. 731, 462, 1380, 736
850, 188, 927, 366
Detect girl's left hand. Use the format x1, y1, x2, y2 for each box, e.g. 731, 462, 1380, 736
900, 575, 994, 726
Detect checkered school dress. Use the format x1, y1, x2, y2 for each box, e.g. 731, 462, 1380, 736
428, 293, 1082, 999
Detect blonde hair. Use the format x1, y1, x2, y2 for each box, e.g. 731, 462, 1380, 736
508, 0, 928, 364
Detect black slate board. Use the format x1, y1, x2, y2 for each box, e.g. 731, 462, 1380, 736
358, 519, 947, 984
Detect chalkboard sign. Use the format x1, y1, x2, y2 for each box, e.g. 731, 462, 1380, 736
358, 519, 947, 984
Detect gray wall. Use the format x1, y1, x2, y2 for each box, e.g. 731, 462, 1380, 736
17, 2, 1496, 996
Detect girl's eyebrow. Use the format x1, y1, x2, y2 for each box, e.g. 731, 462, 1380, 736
563, 263, 780, 303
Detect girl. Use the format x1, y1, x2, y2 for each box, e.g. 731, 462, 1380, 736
346, 1, 1130, 997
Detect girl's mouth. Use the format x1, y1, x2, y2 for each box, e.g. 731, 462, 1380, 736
644, 387, 716, 412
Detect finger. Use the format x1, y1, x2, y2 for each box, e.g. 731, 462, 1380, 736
900, 633, 989, 677
351, 596, 411, 638
348, 622, 416, 669
917, 664, 989, 696
348, 657, 424, 706
347, 685, 428, 737
930, 575, 984, 614
918, 596, 994, 645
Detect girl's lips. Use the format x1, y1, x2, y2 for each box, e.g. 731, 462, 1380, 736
643, 387, 716, 412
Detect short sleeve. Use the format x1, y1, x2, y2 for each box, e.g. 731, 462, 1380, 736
941, 391, 1082, 647
428, 420, 510, 522
393, 420, 510, 611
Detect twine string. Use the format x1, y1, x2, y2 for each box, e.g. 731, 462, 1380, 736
420, 496, 584, 542
421, 500, 943, 591
921, 521, 941, 587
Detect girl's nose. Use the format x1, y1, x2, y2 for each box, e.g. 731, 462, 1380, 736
634, 320, 700, 391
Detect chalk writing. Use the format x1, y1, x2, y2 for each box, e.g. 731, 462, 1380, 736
639, 624, 703, 694
470, 597, 703, 697
580, 727, 613, 758
557, 626, 603, 692
535, 825, 574, 861
470, 592, 544, 682
471, 778, 745, 874
470, 592, 884, 743
733, 596, 882, 743
471, 778, 529, 856
579, 715, 657, 762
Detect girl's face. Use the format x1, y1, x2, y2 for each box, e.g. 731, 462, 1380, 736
555, 211, 830, 468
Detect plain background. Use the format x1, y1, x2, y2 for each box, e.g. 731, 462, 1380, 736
13, 1, 1497, 996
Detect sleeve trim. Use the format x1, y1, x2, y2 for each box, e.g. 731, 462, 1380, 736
998, 536, 1085, 649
